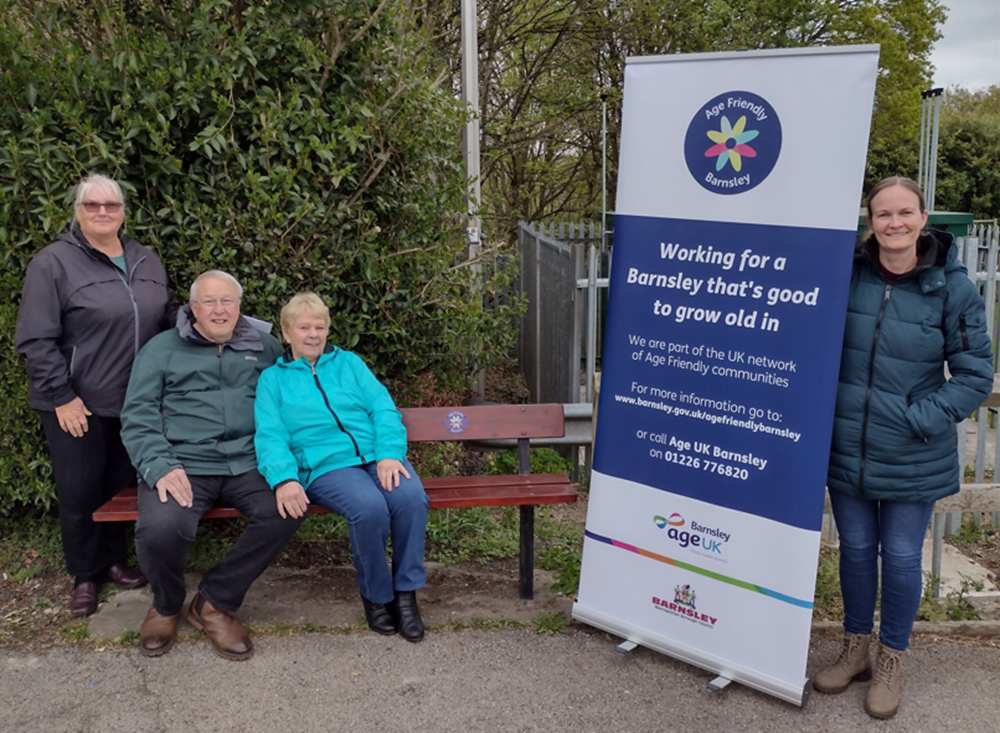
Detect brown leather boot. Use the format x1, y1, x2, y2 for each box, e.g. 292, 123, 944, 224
865, 643, 905, 719
812, 632, 872, 694
139, 607, 178, 657
186, 592, 253, 661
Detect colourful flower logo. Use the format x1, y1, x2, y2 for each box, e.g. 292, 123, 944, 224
704, 115, 759, 173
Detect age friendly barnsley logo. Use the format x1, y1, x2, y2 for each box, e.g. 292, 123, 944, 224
683, 90, 782, 195
445, 410, 469, 434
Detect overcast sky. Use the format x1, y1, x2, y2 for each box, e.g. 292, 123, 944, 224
931, 0, 999, 90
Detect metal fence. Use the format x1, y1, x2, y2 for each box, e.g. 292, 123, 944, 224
951, 222, 1000, 531
517, 221, 602, 404
519, 220, 1000, 592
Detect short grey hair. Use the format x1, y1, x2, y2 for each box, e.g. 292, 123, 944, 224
73, 173, 125, 210
189, 270, 244, 302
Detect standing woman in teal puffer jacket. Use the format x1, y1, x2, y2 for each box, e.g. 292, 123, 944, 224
254, 292, 429, 642
813, 177, 993, 718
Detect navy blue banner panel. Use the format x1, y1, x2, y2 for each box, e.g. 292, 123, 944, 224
594, 214, 854, 531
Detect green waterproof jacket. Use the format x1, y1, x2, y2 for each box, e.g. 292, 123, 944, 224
254, 347, 407, 489
827, 230, 993, 502
121, 308, 282, 487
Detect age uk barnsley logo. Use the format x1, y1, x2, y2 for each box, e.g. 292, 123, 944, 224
683, 90, 782, 195
653, 513, 731, 559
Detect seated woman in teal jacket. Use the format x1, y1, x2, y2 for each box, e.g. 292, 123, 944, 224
254, 292, 429, 642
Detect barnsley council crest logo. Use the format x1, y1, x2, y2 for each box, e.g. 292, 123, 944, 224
683, 90, 781, 195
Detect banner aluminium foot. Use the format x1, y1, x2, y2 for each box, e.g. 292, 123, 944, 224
572, 45, 879, 706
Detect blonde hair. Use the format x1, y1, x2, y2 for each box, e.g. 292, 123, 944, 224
281, 292, 331, 335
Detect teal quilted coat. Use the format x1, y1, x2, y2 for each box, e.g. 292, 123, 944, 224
828, 230, 993, 502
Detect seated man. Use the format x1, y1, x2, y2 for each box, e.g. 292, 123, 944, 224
121, 270, 300, 660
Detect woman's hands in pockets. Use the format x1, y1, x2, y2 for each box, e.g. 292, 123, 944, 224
276, 481, 310, 519
377, 459, 411, 491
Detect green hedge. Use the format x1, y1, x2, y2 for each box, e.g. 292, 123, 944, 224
0, 0, 518, 512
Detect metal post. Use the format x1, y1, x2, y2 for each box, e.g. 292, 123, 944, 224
927, 88, 943, 210
461, 0, 481, 265
917, 94, 927, 188
461, 0, 484, 397
517, 438, 534, 599
931, 512, 944, 598
586, 98, 608, 404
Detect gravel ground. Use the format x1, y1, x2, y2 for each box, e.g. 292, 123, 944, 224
2, 628, 998, 733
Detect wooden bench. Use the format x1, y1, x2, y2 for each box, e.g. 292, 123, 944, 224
93, 404, 577, 599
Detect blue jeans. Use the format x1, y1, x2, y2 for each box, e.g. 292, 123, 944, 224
307, 459, 428, 604
829, 491, 934, 651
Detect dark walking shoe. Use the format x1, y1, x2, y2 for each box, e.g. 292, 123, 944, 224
186, 592, 253, 661
105, 564, 148, 590
70, 581, 99, 617
139, 607, 178, 657
395, 591, 425, 643
362, 596, 397, 635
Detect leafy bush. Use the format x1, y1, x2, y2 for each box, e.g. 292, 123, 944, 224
0, 0, 519, 511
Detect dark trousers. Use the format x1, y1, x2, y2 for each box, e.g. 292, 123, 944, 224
39, 411, 134, 584
135, 470, 302, 616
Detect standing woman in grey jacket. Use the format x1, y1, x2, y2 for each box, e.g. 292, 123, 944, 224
15, 173, 174, 617
813, 177, 993, 718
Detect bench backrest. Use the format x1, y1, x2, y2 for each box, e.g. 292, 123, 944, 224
400, 404, 564, 442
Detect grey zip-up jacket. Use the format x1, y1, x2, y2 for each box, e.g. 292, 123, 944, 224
15, 224, 174, 416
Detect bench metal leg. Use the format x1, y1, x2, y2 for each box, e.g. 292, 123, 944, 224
519, 505, 535, 600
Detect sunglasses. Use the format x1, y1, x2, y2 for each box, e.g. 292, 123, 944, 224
80, 201, 123, 213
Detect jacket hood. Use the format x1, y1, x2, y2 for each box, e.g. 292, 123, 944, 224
277, 344, 341, 368
175, 306, 268, 351
856, 228, 960, 292
57, 222, 142, 260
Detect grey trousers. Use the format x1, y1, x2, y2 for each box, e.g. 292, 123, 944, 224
135, 470, 302, 615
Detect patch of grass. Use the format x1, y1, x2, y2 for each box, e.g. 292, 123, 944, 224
443, 617, 526, 632
295, 513, 349, 542
0, 513, 64, 579
116, 630, 140, 646
950, 517, 988, 546
188, 521, 246, 571
59, 622, 90, 642
813, 546, 844, 620
248, 622, 354, 637
918, 574, 984, 622
533, 612, 568, 634
535, 510, 583, 596
425, 507, 519, 565
484, 447, 572, 476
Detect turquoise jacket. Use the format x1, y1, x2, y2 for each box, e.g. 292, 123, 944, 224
254, 347, 407, 489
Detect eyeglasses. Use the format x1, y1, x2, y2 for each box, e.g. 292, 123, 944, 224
194, 298, 239, 309
80, 201, 123, 213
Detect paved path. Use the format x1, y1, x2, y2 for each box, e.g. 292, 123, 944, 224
3, 629, 997, 732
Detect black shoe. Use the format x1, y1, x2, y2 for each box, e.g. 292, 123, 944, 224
395, 591, 425, 643
362, 596, 397, 635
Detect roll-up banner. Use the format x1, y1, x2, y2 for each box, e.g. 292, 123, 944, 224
572, 46, 879, 706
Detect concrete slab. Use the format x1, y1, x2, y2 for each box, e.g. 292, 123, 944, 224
921, 536, 999, 595
86, 563, 572, 640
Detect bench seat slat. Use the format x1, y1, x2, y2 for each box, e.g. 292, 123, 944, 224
92, 474, 576, 522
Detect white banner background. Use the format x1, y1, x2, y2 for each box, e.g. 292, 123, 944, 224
573, 46, 879, 705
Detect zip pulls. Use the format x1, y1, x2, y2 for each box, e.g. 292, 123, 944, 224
309, 363, 362, 458
858, 283, 894, 495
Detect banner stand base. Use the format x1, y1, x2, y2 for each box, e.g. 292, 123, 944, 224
706, 676, 732, 693
573, 602, 809, 707
616, 640, 639, 655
